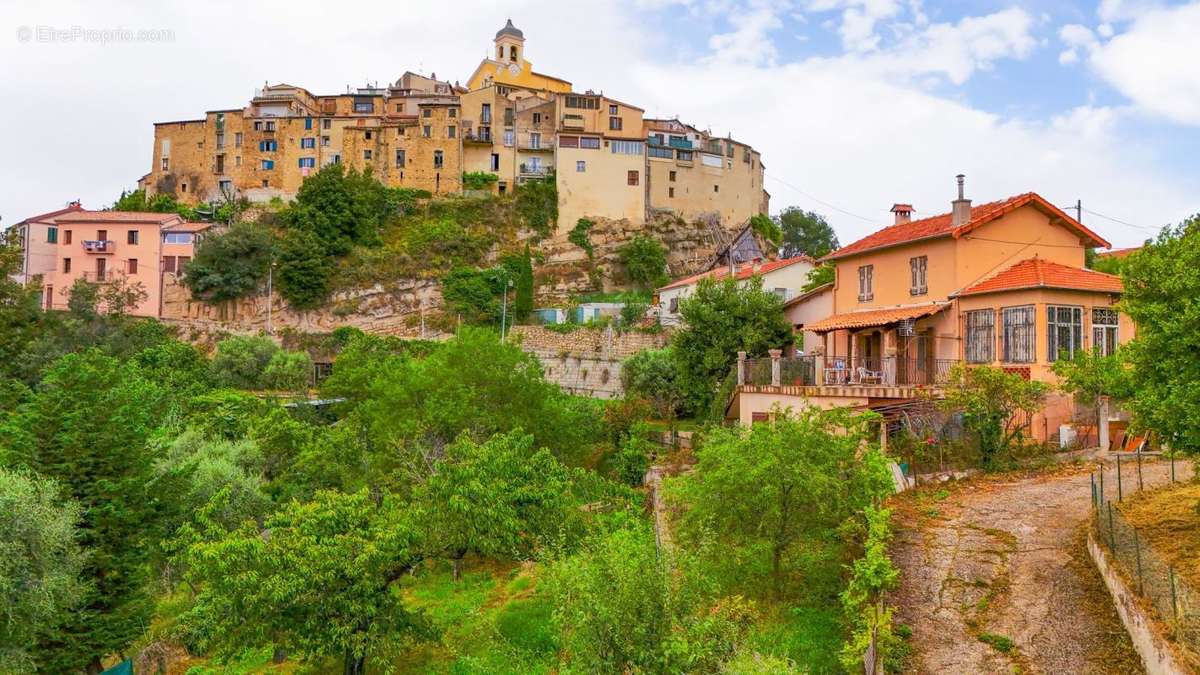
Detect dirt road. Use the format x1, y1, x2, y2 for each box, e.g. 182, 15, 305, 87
891, 458, 1193, 674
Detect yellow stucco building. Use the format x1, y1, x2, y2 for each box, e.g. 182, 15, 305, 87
143, 20, 769, 234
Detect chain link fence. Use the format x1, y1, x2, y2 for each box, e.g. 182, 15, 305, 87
1091, 457, 1200, 659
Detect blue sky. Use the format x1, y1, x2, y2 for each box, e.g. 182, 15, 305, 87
1, 0, 1197, 248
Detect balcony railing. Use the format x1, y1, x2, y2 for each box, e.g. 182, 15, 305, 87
464, 132, 492, 144
740, 354, 958, 388
562, 114, 585, 129
81, 270, 108, 282
519, 163, 553, 175
82, 240, 114, 254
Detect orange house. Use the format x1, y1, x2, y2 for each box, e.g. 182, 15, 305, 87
44, 211, 208, 318
731, 177, 1128, 443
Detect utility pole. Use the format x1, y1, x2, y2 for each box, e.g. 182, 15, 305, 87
1074, 199, 1082, 223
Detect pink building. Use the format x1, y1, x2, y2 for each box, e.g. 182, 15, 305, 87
44, 211, 209, 318
8, 202, 85, 287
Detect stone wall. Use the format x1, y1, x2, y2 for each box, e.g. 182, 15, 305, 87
509, 325, 668, 399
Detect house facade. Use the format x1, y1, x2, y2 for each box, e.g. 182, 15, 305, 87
41, 211, 207, 318
657, 255, 815, 326
144, 21, 768, 234
7, 201, 84, 287
731, 177, 1129, 443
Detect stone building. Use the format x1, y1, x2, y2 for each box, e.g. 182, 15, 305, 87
143, 20, 769, 233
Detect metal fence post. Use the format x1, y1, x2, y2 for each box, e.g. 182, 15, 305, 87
1099, 468, 1105, 506
1107, 502, 1116, 551
1091, 472, 1096, 511
1137, 449, 1144, 491
1134, 528, 1144, 595
1117, 455, 1123, 502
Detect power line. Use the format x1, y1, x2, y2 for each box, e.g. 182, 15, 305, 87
764, 174, 880, 222
1080, 207, 1161, 233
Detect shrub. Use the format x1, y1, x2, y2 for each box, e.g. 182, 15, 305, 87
620, 302, 648, 326
618, 234, 668, 289
514, 177, 558, 238
183, 222, 275, 303
612, 427, 654, 486
462, 171, 499, 190
568, 218, 595, 258
276, 228, 335, 310
621, 348, 685, 420
210, 335, 279, 389
262, 350, 314, 391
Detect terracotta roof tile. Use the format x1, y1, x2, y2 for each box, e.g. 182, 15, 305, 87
18, 202, 84, 225
657, 255, 814, 292
1097, 247, 1140, 259
825, 192, 1110, 261
956, 257, 1123, 296
805, 303, 949, 333
55, 211, 184, 225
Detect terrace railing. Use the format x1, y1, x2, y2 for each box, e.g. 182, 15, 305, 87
738, 352, 958, 388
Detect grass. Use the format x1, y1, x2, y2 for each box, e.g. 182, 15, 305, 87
977, 632, 1015, 653
1118, 481, 1200, 590
744, 603, 844, 673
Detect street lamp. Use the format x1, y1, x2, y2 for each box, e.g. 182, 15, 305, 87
500, 275, 514, 340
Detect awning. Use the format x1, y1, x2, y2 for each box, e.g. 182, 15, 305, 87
804, 303, 949, 333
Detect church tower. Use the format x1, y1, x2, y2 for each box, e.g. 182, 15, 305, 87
494, 19, 525, 67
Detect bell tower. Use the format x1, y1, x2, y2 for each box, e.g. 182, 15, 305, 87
494, 18, 525, 67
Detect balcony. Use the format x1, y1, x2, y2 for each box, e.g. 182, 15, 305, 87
740, 354, 958, 389
464, 132, 493, 144
562, 114, 585, 130
80, 270, 108, 282
519, 163, 553, 176
519, 140, 554, 152
82, 240, 115, 254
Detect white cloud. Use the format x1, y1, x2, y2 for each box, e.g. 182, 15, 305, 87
1097, 0, 1166, 23
1087, 2, 1200, 125
706, 3, 786, 65
1058, 23, 1098, 65
805, 0, 903, 51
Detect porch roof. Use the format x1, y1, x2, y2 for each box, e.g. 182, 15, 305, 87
805, 302, 949, 333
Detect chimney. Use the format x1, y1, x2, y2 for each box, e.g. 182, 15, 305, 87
890, 203, 913, 225
951, 174, 972, 228
751, 257, 762, 274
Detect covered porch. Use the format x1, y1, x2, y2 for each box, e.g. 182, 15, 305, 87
803, 303, 958, 388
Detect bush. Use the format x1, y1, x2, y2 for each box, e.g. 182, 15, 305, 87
621, 348, 684, 420
441, 267, 504, 324
612, 428, 654, 487
462, 171, 499, 190
276, 228, 335, 310
210, 335, 279, 389
620, 302, 648, 326
183, 222, 275, 303
262, 350, 313, 391
514, 177, 558, 238
568, 218, 595, 258
618, 234, 668, 289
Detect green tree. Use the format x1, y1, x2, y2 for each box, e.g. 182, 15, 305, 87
440, 266, 504, 324
262, 350, 314, 391
182, 221, 275, 303
669, 407, 892, 596
1052, 349, 1131, 442
180, 489, 433, 674
1, 351, 167, 672
1120, 217, 1200, 453
285, 164, 390, 254
938, 364, 1050, 469
276, 228, 335, 310
618, 234, 668, 289
209, 335, 279, 389
511, 245, 534, 323
801, 264, 835, 292
414, 431, 574, 579
749, 213, 783, 251
778, 208, 839, 258
620, 348, 684, 420
0, 469, 85, 673
671, 276, 792, 415
113, 188, 186, 214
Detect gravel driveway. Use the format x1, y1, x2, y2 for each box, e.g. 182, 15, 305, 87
891, 458, 1193, 674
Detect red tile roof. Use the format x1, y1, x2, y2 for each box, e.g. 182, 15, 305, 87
824, 192, 1110, 261
657, 255, 814, 292
18, 202, 84, 225
956, 257, 1123, 296
1097, 247, 1140, 259
56, 211, 184, 225
805, 303, 949, 333
163, 222, 213, 233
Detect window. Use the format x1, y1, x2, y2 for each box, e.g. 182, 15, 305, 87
63, 258, 71, 273
127, 230, 139, 245
422, 125, 432, 138
305, 117, 313, 130
713, 184, 719, 193
322, 119, 331, 130
576, 160, 586, 172
910, 255, 928, 295
648, 146, 673, 159
530, 132, 540, 148
161, 157, 169, 171
609, 104, 618, 115
579, 136, 601, 149
965, 309, 996, 363
448, 126, 457, 139
363, 150, 372, 161
481, 103, 491, 123
216, 133, 225, 149
1047, 305, 1083, 361
669, 170, 677, 182
365, 131, 373, 140
490, 153, 499, 171
219, 179, 232, 194
215, 154, 225, 173
354, 101, 374, 113
422, 108, 432, 118
1092, 308, 1119, 356
63, 230, 72, 245
163, 232, 193, 244
857, 265, 873, 301
532, 112, 541, 124
161, 138, 171, 156
181, 183, 187, 193
164, 256, 176, 273
627, 170, 639, 186
235, 155, 242, 167
321, 135, 330, 147
265, 121, 275, 131
235, 132, 243, 147
97, 230, 107, 242
609, 116, 623, 131
503, 130, 514, 146
261, 159, 274, 170
611, 140, 643, 155
177, 256, 190, 273
262, 179, 269, 187
127, 258, 138, 274
259, 140, 277, 152
448, 108, 457, 118
559, 135, 578, 148
254, 121, 262, 130
669, 187, 675, 198
298, 157, 316, 168
300, 137, 315, 149
1001, 305, 1035, 363
395, 149, 406, 167
677, 150, 693, 161
47, 227, 57, 244
565, 96, 600, 109
433, 150, 443, 169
